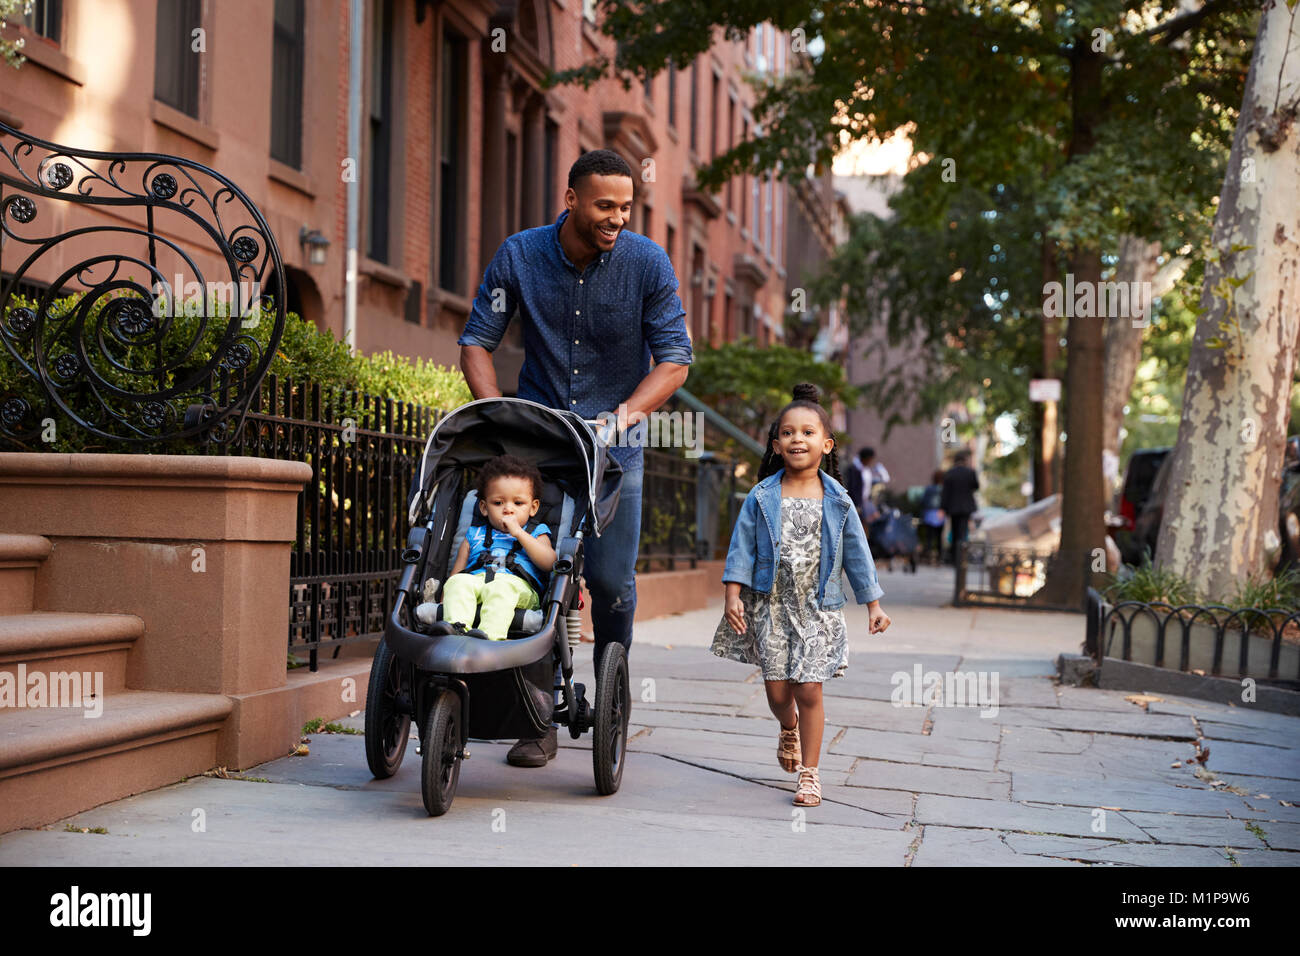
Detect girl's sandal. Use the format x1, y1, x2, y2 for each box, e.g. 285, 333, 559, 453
793, 765, 821, 807
777, 718, 801, 773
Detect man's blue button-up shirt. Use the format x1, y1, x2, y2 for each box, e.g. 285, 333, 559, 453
457, 209, 693, 470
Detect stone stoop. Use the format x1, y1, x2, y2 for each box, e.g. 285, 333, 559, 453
0, 690, 232, 833
0, 534, 231, 834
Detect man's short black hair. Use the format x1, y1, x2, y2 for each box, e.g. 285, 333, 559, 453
859, 447, 875, 463
568, 149, 634, 189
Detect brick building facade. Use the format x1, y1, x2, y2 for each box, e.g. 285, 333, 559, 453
2, 0, 817, 394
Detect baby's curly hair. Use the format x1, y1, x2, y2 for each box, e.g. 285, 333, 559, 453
475, 454, 543, 500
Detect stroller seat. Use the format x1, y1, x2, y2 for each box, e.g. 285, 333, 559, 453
417, 477, 580, 639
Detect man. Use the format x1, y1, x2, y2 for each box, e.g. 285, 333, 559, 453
846, 447, 890, 527
940, 450, 980, 565
458, 149, 692, 767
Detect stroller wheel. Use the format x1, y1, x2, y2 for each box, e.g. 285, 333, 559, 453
592, 643, 630, 796
364, 638, 411, 779
421, 689, 461, 816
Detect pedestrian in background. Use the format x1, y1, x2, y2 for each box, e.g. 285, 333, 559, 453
919, 469, 946, 566
847, 446, 890, 528
940, 450, 979, 565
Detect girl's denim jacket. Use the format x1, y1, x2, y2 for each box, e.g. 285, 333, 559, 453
722, 468, 884, 609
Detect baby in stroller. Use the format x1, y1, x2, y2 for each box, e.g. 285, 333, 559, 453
433, 454, 557, 640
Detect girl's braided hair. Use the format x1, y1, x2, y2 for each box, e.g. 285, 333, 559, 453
756, 383, 843, 486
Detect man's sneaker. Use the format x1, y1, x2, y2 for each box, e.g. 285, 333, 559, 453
506, 726, 557, 767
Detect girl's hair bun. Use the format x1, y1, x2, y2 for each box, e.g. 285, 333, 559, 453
792, 382, 820, 404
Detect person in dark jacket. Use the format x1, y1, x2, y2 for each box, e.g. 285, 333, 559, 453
940, 451, 979, 565
919, 470, 946, 565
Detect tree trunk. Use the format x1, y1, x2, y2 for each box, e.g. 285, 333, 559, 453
1155, 0, 1300, 599
1102, 237, 1188, 494
1038, 43, 1108, 608
1040, 247, 1108, 606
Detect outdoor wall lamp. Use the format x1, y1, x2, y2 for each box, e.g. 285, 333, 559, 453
299, 227, 330, 266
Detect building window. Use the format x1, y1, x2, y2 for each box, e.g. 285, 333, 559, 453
642, 204, 652, 242
726, 92, 736, 211
665, 223, 675, 269
763, 173, 772, 252
155, 0, 202, 118
21, 0, 60, 41
751, 167, 760, 246
690, 244, 706, 343
366, 0, 394, 263
439, 28, 468, 294
583, 0, 596, 23
667, 59, 676, 129
774, 178, 782, 264
270, 0, 305, 169
740, 117, 749, 230
710, 72, 720, 159
643, 72, 653, 103
689, 59, 699, 153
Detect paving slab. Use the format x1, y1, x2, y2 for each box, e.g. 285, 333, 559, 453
926, 710, 1007, 742
914, 793, 1152, 841
911, 826, 1087, 867
832, 727, 999, 771
986, 678, 1062, 709
1198, 719, 1298, 750
1117, 810, 1278, 849
1202, 740, 1300, 781
1009, 768, 1291, 819
848, 759, 1012, 800
1001, 833, 1237, 867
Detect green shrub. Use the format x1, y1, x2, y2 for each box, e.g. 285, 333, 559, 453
1, 290, 468, 452
1228, 566, 1300, 612
1104, 555, 1198, 606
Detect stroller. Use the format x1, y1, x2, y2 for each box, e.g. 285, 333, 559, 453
868, 505, 919, 574
365, 397, 629, 816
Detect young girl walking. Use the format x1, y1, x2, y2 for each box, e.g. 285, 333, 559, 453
711, 383, 891, 807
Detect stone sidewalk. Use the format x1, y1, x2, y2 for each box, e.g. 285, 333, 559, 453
2, 566, 1298, 865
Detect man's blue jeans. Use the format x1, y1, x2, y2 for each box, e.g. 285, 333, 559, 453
582, 463, 642, 659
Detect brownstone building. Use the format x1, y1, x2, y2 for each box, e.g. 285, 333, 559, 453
2, 0, 814, 392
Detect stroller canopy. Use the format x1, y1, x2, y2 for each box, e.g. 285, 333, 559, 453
408, 397, 623, 535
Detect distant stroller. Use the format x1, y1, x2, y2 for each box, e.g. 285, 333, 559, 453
365, 398, 630, 816
868, 505, 919, 573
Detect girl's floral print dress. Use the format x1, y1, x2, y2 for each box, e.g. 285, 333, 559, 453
711, 497, 849, 681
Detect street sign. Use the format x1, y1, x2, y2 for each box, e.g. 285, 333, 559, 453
1029, 378, 1061, 402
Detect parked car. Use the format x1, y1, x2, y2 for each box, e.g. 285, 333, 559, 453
1113, 447, 1171, 566
1126, 437, 1300, 573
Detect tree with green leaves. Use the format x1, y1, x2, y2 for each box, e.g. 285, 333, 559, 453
554, 0, 1257, 606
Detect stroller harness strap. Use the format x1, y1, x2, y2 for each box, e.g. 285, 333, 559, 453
463, 520, 548, 596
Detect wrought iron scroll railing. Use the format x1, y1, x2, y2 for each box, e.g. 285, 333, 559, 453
0, 120, 284, 447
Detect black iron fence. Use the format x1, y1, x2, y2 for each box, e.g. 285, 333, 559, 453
953, 541, 1054, 606
639, 447, 743, 571
1086, 588, 1300, 685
